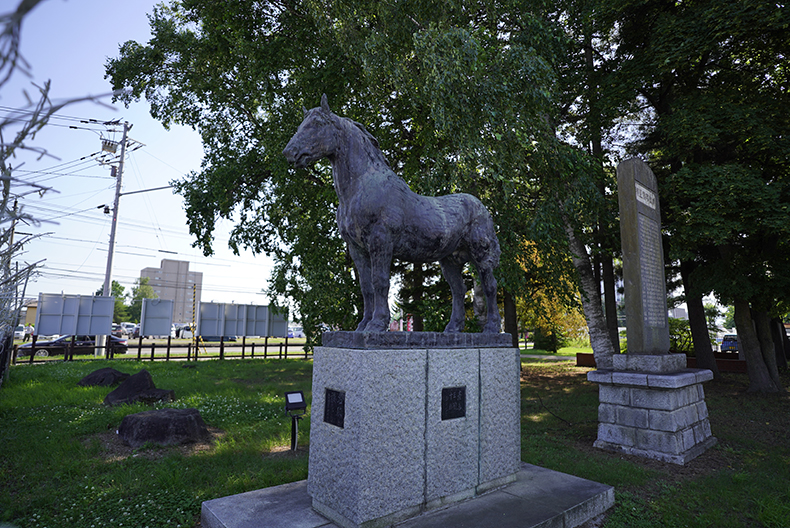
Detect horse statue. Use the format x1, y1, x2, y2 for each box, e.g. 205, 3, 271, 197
283, 95, 501, 333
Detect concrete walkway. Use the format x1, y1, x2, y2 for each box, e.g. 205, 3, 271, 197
202, 462, 614, 528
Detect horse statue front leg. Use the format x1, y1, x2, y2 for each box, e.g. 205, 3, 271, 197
440, 257, 467, 333
348, 245, 375, 331
365, 230, 393, 332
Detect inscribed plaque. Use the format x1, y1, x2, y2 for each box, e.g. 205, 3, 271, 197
441, 386, 466, 420
324, 388, 345, 428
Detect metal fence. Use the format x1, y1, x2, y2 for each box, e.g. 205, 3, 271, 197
12, 335, 311, 364
0, 334, 12, 387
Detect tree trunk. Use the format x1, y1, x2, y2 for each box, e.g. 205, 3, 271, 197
563, 217, 614, 369
733, 298, 780, 393
753, 310, 784, 391
584, 24, 619, 359
503, 289, 519, 349
779, 318, 790, 360
602, 255, 620, 353
770, 317, 788, 370
680, 260, 719, 379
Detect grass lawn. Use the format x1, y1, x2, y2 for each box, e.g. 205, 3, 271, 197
520, 360, 790, 527
523, 345, 591, 356
1, 358, 788, 527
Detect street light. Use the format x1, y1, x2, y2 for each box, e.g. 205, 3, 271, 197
284, 391, 307, 451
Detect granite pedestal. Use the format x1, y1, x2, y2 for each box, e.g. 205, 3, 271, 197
308, 332, 520, 528
201, 463, 615, 528
587, 354, 716, 465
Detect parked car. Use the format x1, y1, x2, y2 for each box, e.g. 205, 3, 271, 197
132, 324, 141, 339
14, 325, 24, 340
111, 323, 124, 337
288, 326, 304, 338
17, 335, 128, 357
120, 322, 136, 336
175, 323, 194, 339
720, 334, 739, 353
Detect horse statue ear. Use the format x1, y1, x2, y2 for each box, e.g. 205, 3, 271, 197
321, 93, 331, 114
302, 105, 308, 117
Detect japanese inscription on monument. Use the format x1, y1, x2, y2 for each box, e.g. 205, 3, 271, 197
441, 386, 466, 420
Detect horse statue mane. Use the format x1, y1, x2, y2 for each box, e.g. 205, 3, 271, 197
326, 110, 393, 170
284, 95, 502, 334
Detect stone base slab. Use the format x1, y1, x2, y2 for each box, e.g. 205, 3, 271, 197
612, 353, 687, 373
594, 435, 718, 465
201, 463, 614, 528
309, 345, 521, 528
587, 367, 716, 465
321, 331, 514, 349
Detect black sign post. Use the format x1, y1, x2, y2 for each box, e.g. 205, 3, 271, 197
284, 391, 307, 451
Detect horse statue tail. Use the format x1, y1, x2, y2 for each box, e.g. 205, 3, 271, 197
467, 197, 501, 271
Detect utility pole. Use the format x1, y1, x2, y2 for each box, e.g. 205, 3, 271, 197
98, 121, 129, 357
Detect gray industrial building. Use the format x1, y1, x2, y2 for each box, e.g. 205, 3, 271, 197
140, 259, 203, 324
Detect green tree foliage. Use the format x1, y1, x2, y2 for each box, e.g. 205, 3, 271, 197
95, 280, 129, 323
128, 277, 157, 322
722, 306, 736, 331
106, 0, 602, 347
106, 0, 789, 392
599, 0, 789, 391
106, 1, 365, 345
668, 317, 693, 355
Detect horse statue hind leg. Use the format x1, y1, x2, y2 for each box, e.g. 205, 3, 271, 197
439, 255, 467, 333
465, 202, 502, 334
440, 248, 501, 334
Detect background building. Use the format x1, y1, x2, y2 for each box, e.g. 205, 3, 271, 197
141, 259, 203, 324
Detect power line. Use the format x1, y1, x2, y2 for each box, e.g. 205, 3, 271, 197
0, 105, 122, 129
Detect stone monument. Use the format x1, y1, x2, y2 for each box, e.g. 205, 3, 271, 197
588, 159, 716, 464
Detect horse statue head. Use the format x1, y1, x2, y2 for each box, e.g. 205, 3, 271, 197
283, 94, 340, 168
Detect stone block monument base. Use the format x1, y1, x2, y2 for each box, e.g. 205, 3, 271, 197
201, 463, 614, 528
308, 332, 520, 528
587, 354, 717, 465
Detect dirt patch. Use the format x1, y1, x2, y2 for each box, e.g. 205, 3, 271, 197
521, 363, 593, 384
573, 435, 731, 482
84, 426, 226, 462
264, 443, 310, 458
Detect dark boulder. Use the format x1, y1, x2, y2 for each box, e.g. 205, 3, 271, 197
117, 408, 209, 448
104, 369, 174, 406
78, 368, 129, 387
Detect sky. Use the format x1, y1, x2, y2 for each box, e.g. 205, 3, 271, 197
3, 0, 278, 313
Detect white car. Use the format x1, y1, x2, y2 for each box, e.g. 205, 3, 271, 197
14, 325, 24, 340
